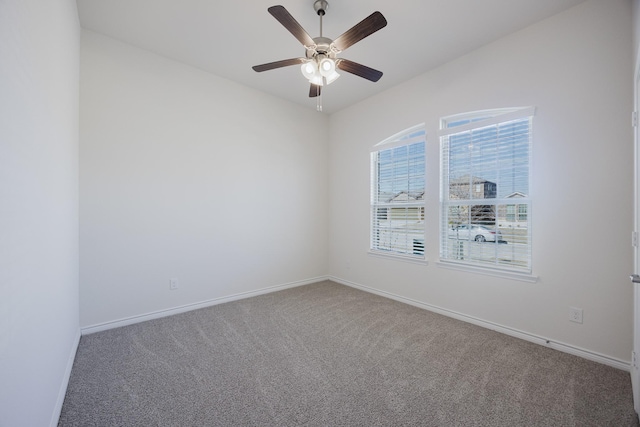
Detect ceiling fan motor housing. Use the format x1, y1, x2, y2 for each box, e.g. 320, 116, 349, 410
306, 37, 336, 60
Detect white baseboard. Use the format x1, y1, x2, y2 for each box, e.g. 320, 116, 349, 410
50, 327, 81, 427
330, 276, 631, 372
81, 276, 330, 335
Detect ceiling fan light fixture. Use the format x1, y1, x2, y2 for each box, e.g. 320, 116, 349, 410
309, 75, 324, 86
320, 57, 334, 73
301, 61, 317, 80
319, 57, 340, 84
301, 58, 337, 86
324, 71, 340, 85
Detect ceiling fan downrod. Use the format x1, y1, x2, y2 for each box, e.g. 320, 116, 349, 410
314, 0, 328, 112
314, 0, 329, 37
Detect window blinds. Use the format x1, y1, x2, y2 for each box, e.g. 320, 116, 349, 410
371, 127, 426, 257
440, 108, 533, 272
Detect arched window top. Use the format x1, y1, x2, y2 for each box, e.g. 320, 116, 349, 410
372, 123, 426, 151
440, 107, 535, 137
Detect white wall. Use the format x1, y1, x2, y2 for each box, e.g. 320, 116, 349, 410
80, 31, 329, 328
634, 0, 640, 67
329, 0, 634, 362
0, 1, 80, 426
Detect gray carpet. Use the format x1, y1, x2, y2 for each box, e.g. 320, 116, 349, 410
59, 280, 639, 426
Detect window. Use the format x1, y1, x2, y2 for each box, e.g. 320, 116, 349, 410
371, 125, 426, 259
439, 107, 534, 273
518, 204, 528, 221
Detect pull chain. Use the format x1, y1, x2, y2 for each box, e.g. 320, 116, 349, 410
315, 1, 327, 112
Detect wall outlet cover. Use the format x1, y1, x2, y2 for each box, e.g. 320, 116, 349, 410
569, 306, 583, 324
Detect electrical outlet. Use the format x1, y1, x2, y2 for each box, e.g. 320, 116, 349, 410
169, 278, 179, 290
569, 306, 583, 324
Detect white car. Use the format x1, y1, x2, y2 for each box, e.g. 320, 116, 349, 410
448, 224, 502, 242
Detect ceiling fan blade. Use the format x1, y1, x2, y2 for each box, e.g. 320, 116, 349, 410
268, 5, 315, 47
337, 59, 383, 82
252, 58, 306, 72
309, 83, 322, 98
309, 84, 321, 98
332, 11, 387, 52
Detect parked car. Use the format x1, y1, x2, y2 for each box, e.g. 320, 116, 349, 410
448, 224, 502, 242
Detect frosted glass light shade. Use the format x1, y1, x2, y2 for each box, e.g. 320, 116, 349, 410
319, 58, 335, 75
319, 58, 339, 84
309, 74, 324, 86
301, 62, 317, 80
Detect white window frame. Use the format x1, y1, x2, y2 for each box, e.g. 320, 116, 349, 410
370, 124, 427, 264
438, 107, 537, 282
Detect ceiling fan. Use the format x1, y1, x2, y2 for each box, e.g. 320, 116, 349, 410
252, 1, 387, 108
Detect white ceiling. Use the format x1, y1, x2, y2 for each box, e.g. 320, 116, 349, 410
76, 0, 586, 114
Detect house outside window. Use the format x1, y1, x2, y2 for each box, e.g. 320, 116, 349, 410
370, 125, 426, 259
501, 192, 528, 226
439, 107, 534, 274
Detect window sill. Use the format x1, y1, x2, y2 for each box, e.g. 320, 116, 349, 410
436, 261, 538, 283
368, 250, 429, 265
